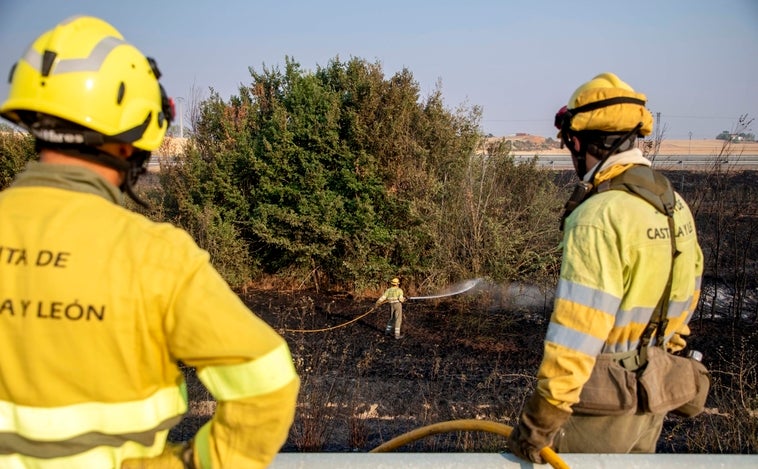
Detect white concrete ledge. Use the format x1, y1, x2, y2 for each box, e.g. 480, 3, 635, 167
270, 452, 758, 468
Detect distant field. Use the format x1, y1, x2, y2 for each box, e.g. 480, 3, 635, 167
656, 139, 758, 155
505, 137, 758, 156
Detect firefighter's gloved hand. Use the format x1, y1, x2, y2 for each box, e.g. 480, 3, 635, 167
667, 333, 687, 352
667, 324, 691, 353
508, 393, 570, 464
121, 442, 195, 469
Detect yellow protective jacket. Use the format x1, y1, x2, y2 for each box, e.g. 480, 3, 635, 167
378, 286, 405, 304
536, 149, 703, 412
0, 162, 299, 468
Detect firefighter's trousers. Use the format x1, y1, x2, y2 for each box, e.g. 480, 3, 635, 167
554, 412, 665, 453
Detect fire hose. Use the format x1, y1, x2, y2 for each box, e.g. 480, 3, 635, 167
283, 278, 484, 333
370, 419, 569, 469
282, 305, 379, 333
283, 279, 571, 465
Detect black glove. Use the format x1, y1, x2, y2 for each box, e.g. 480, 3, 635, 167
508, 393, 571, 464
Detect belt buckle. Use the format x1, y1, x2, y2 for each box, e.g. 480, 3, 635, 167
619, 353, 640, 371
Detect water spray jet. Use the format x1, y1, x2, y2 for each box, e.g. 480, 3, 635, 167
408, 278, 483, 300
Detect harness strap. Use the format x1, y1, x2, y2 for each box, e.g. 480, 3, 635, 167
570, 97, 648, 115
595, 165, 680, 349
640, 211, 678, 349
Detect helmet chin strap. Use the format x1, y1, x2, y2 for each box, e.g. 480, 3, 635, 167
560, 124, 590, 179
563, 123, 642, 181
121, 150, 151, 208
569, 140, 589, 179
584, 123, 643, 183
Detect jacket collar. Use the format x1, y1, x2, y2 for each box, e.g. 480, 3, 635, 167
11, 161, 123, 204
583, 148, 651, 185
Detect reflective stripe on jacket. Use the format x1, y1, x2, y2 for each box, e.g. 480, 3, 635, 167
536, 150, 704, 412
0, 162, 299, 468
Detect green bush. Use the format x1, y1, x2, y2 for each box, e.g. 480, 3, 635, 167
0, 128, 35, 189
150, 56, 564, 291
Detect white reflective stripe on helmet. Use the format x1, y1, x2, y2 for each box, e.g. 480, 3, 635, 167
21, 36, 127, 76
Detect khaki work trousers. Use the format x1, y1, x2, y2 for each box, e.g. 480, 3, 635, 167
553, 412, 665, 454
386, 302, 403, 337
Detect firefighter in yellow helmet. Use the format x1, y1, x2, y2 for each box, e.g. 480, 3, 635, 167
376, 277, 406, 339
508, 73, 704, 463
0, 16, 299, 468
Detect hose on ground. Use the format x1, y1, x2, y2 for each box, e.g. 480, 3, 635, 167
369, 418, 569, 469
283, 306, 378, 333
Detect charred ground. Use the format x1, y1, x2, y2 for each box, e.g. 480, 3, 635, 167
169, 169, 757, 454
171, 286, 757, 454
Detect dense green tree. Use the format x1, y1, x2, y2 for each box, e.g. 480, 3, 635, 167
148, 56, 564, 291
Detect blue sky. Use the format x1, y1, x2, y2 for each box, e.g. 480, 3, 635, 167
1, 0, 756, 139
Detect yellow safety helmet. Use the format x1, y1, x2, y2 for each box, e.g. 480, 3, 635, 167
0, 15, 173, 151
556, 72, 653, 137
391, 278, 400, 286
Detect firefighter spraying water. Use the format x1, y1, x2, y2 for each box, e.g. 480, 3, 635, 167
376, 278, 484, 339
284, 278, 485, 334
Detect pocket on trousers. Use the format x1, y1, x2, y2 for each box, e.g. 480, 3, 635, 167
573, 354, 638, 416
638, 347, 709, 416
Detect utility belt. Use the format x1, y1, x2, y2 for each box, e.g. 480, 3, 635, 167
573, 347, 710, 418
